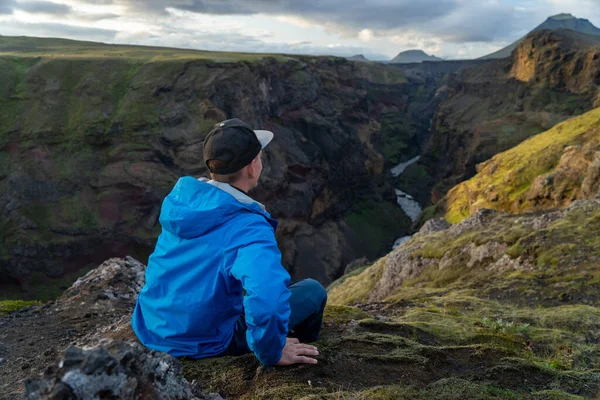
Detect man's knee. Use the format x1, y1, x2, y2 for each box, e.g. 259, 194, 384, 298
302, 278, 327, 309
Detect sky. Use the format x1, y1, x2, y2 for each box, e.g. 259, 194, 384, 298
0, 0, 599, 60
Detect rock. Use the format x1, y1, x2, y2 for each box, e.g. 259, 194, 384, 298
344, 257, 370, 275
581, 152, 600, 199
24, 341, 219, 400
415, 218, 451, 236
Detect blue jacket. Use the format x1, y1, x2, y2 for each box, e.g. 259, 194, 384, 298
131, 176, 291, 366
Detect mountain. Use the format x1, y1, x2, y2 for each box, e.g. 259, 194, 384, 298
402, 29, 600, 208
482, 13, 600, 59
0, 36, 434, 299
390, 49, 442, 64
346, 54, 369, 62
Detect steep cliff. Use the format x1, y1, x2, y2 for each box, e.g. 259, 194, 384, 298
0, 37, 435, 297
418, 29, 600, 204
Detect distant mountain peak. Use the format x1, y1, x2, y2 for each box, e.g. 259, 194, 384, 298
390, 49, 442, 64
347, 54, 369, 62
549, 13, 576, 21
481, 13, 600, 59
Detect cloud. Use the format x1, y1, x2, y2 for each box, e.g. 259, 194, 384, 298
3, 0, 600, 60
0, 0, 16, 14
16, 0, 72, 15
72, 0, 530, 44
75, 12, 120, 21
111, 23, 389, 60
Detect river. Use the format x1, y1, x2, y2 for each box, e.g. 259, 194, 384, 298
391, 156, 423, 249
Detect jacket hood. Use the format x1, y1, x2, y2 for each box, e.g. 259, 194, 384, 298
159, 176, 273, 239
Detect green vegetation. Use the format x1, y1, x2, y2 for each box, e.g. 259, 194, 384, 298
443, 107, 600, 223
328, 257, 385, 305
378, 112, 419, 164
0, 263, 97, 301
306, 201, 600, 399
0, 300, 41, 315
344, 200, 412, 259
356, 62, 407, 85
0, 36, 292, 63
182, 294, 600, 398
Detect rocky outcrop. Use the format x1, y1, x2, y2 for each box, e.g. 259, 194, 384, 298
0, 257, 146, 398
330, 200, 600, 305
0, 38, 438, 295
25, 341, 216, 400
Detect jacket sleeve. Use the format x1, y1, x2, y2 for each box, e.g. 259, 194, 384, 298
229, 217, 291, 366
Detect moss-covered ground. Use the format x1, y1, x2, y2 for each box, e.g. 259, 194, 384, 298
182, 295, 599, 399
255, 204, 600, 399
182, 203, 600, 398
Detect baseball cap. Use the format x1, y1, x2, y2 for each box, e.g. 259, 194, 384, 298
203, 118, 274, 174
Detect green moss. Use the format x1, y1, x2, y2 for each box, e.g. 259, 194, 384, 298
425, 378, 521, 399
328, 257, 386, 305
323, 305, 371, 324
344, 200, 412, 259
530, 391, 585, 400
0, 300, 41, 315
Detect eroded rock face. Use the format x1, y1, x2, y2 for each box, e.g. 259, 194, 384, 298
24, 341, 214, 400
0, 53, 426, 293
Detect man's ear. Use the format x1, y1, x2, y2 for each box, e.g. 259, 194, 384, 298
247, 157, 259, 179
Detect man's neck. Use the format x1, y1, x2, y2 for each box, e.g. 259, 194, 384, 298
230, 184, 248, 195
222, 179, 253, 194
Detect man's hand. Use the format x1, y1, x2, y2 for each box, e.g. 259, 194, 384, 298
275, 338, 319, 366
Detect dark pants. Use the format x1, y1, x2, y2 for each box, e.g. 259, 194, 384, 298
220, 278, 328, 357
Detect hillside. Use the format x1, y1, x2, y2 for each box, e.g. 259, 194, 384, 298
3, 201, 600, 398
482, 13, 600, 59
390, 50, 442, 64
405, 29, 600, 206
439, 107, 600, 223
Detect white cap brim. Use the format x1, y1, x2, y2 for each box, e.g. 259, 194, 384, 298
254, 130, 274, 149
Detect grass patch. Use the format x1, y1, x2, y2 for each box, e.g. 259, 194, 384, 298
328, 257, 386, 305
0, 300, 41, 315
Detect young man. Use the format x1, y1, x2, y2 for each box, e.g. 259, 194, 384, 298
132, 118, 327, 366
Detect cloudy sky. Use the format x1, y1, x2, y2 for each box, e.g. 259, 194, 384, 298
0, 0, 599, 59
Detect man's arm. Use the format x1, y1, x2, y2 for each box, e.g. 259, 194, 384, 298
229, 217, 292, 366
